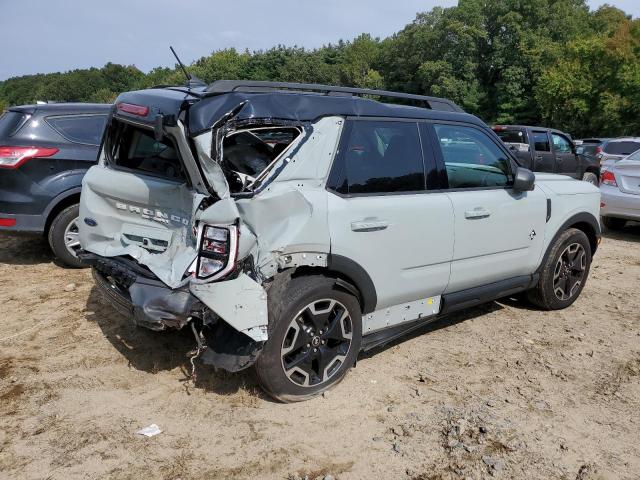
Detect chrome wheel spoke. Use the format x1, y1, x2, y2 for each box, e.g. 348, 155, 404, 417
63, 218, 81, 256
553, 242, 587, 301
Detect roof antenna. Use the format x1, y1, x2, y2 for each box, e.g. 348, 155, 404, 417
169, 46, 205, 88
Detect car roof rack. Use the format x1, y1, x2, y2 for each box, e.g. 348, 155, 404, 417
204, 80, 464, 112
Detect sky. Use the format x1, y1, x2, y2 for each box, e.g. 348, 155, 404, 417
0, 0, 638, 81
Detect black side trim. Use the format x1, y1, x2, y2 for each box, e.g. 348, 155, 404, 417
327, 254, 377, 314
361, 316, 440, 352
441, 275, 538, 315
546, 199, 552, 222
536, 212, 601, 274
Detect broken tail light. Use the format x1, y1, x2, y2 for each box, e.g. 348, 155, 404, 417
196, 225, 238, 280
601, 170, 617, 187
0, 146, 59, 169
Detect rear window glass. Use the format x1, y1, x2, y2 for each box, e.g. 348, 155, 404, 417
107, 121, 185, 182
604, 141, 640, 156
494, 129, 527, 144
46, 115, 107, 145
0, 111, 29, 138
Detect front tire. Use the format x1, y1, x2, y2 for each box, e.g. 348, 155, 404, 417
255, 275, 362, 403
48, 204, 86, 269
527, 228, 592, 310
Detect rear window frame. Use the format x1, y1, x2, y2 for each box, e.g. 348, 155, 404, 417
103, 117, 189, 185
0, 110, 31, 138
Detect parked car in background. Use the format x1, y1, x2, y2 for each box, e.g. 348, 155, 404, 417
596, 137, 640, 164
493, 125, 600, 185
0, 103, 110, 267
576, 138, 611, 165
600, 151, 640, 230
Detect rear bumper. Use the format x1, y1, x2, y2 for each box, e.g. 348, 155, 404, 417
82, 252, 201, 331
600, 185, 640, 221
0, 212, 46, 233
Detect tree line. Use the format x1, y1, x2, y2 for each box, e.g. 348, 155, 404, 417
1, 0, 638, 138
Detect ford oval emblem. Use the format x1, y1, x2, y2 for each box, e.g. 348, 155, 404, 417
84, 217, 98, 227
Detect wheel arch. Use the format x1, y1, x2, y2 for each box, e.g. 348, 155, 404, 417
537, 212, 600, 275
286, 254, 377, 314
43, 188, 81, 236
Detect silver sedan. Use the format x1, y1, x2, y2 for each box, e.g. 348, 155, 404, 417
600, 151, 640, 230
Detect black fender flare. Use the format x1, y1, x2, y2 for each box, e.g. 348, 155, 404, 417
327, 254, 377, 314
536, 211, 601, 275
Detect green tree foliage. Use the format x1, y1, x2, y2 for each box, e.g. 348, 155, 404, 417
0, 1, 637, 136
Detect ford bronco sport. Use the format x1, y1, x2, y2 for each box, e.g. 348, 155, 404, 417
79, 81, 601, 402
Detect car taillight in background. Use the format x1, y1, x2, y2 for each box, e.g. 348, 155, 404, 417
601, 170, 617, 187
0, 146, 59, 169
196, 224, 239, 280
0, 218, 16, 227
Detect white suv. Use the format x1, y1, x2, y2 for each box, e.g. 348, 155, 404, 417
78, 81, 601, 402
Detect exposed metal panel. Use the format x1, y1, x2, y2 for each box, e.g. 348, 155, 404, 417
190, 273, 268, 342
363, 296, 442, 333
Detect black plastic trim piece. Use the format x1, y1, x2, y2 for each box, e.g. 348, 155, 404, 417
361, 316, 440, 352
440, 275, 538, 315
536, 212, 601, 273
546, 199, 552, 222
327, 254, 377, 314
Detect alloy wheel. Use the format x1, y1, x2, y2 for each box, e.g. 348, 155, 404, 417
553, 242, 587, 301
280, 299, 353, 387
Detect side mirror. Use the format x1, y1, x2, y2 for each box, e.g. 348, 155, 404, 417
576, 146, 584, 155
513, 167, 535, 192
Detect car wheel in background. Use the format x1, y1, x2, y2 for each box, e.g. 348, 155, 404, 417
48, 204, 86, 268
255, 275, 362, 403
582, 172, 599, 186
602, 216, 627, 231
527, 228, 592, 310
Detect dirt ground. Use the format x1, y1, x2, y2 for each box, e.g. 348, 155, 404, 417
0, 225, 639, 480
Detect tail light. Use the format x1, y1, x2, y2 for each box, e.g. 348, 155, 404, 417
0, 218, 16, 227
0, 146, 59, 169
117, 103, 149, 117
601, 170, 617, 186
196, 224, 238, 280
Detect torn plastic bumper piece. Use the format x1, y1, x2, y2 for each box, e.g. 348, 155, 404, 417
82, 252, 201, 331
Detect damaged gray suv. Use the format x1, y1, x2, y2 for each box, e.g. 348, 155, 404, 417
79, 80, 601, 402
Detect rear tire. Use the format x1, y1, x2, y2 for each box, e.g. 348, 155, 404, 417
527, 228, 591, 310
255, 274, 362, 403
48, 204, 86, 269
582, 172, 599, 186
602, 216, 627, 231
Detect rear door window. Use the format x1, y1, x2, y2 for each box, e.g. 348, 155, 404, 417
107, 121, 186, 182
604, 141, 640, 156
328, 120, 425, 195
46, 114, 107, 145
532, 131, 551, 152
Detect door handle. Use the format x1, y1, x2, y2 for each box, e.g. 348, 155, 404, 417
464, 207, 492, 219
535, 154, 543, 160
351, 219, 388, 232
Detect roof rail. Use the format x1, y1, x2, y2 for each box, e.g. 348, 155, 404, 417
204, 80, 463, 113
